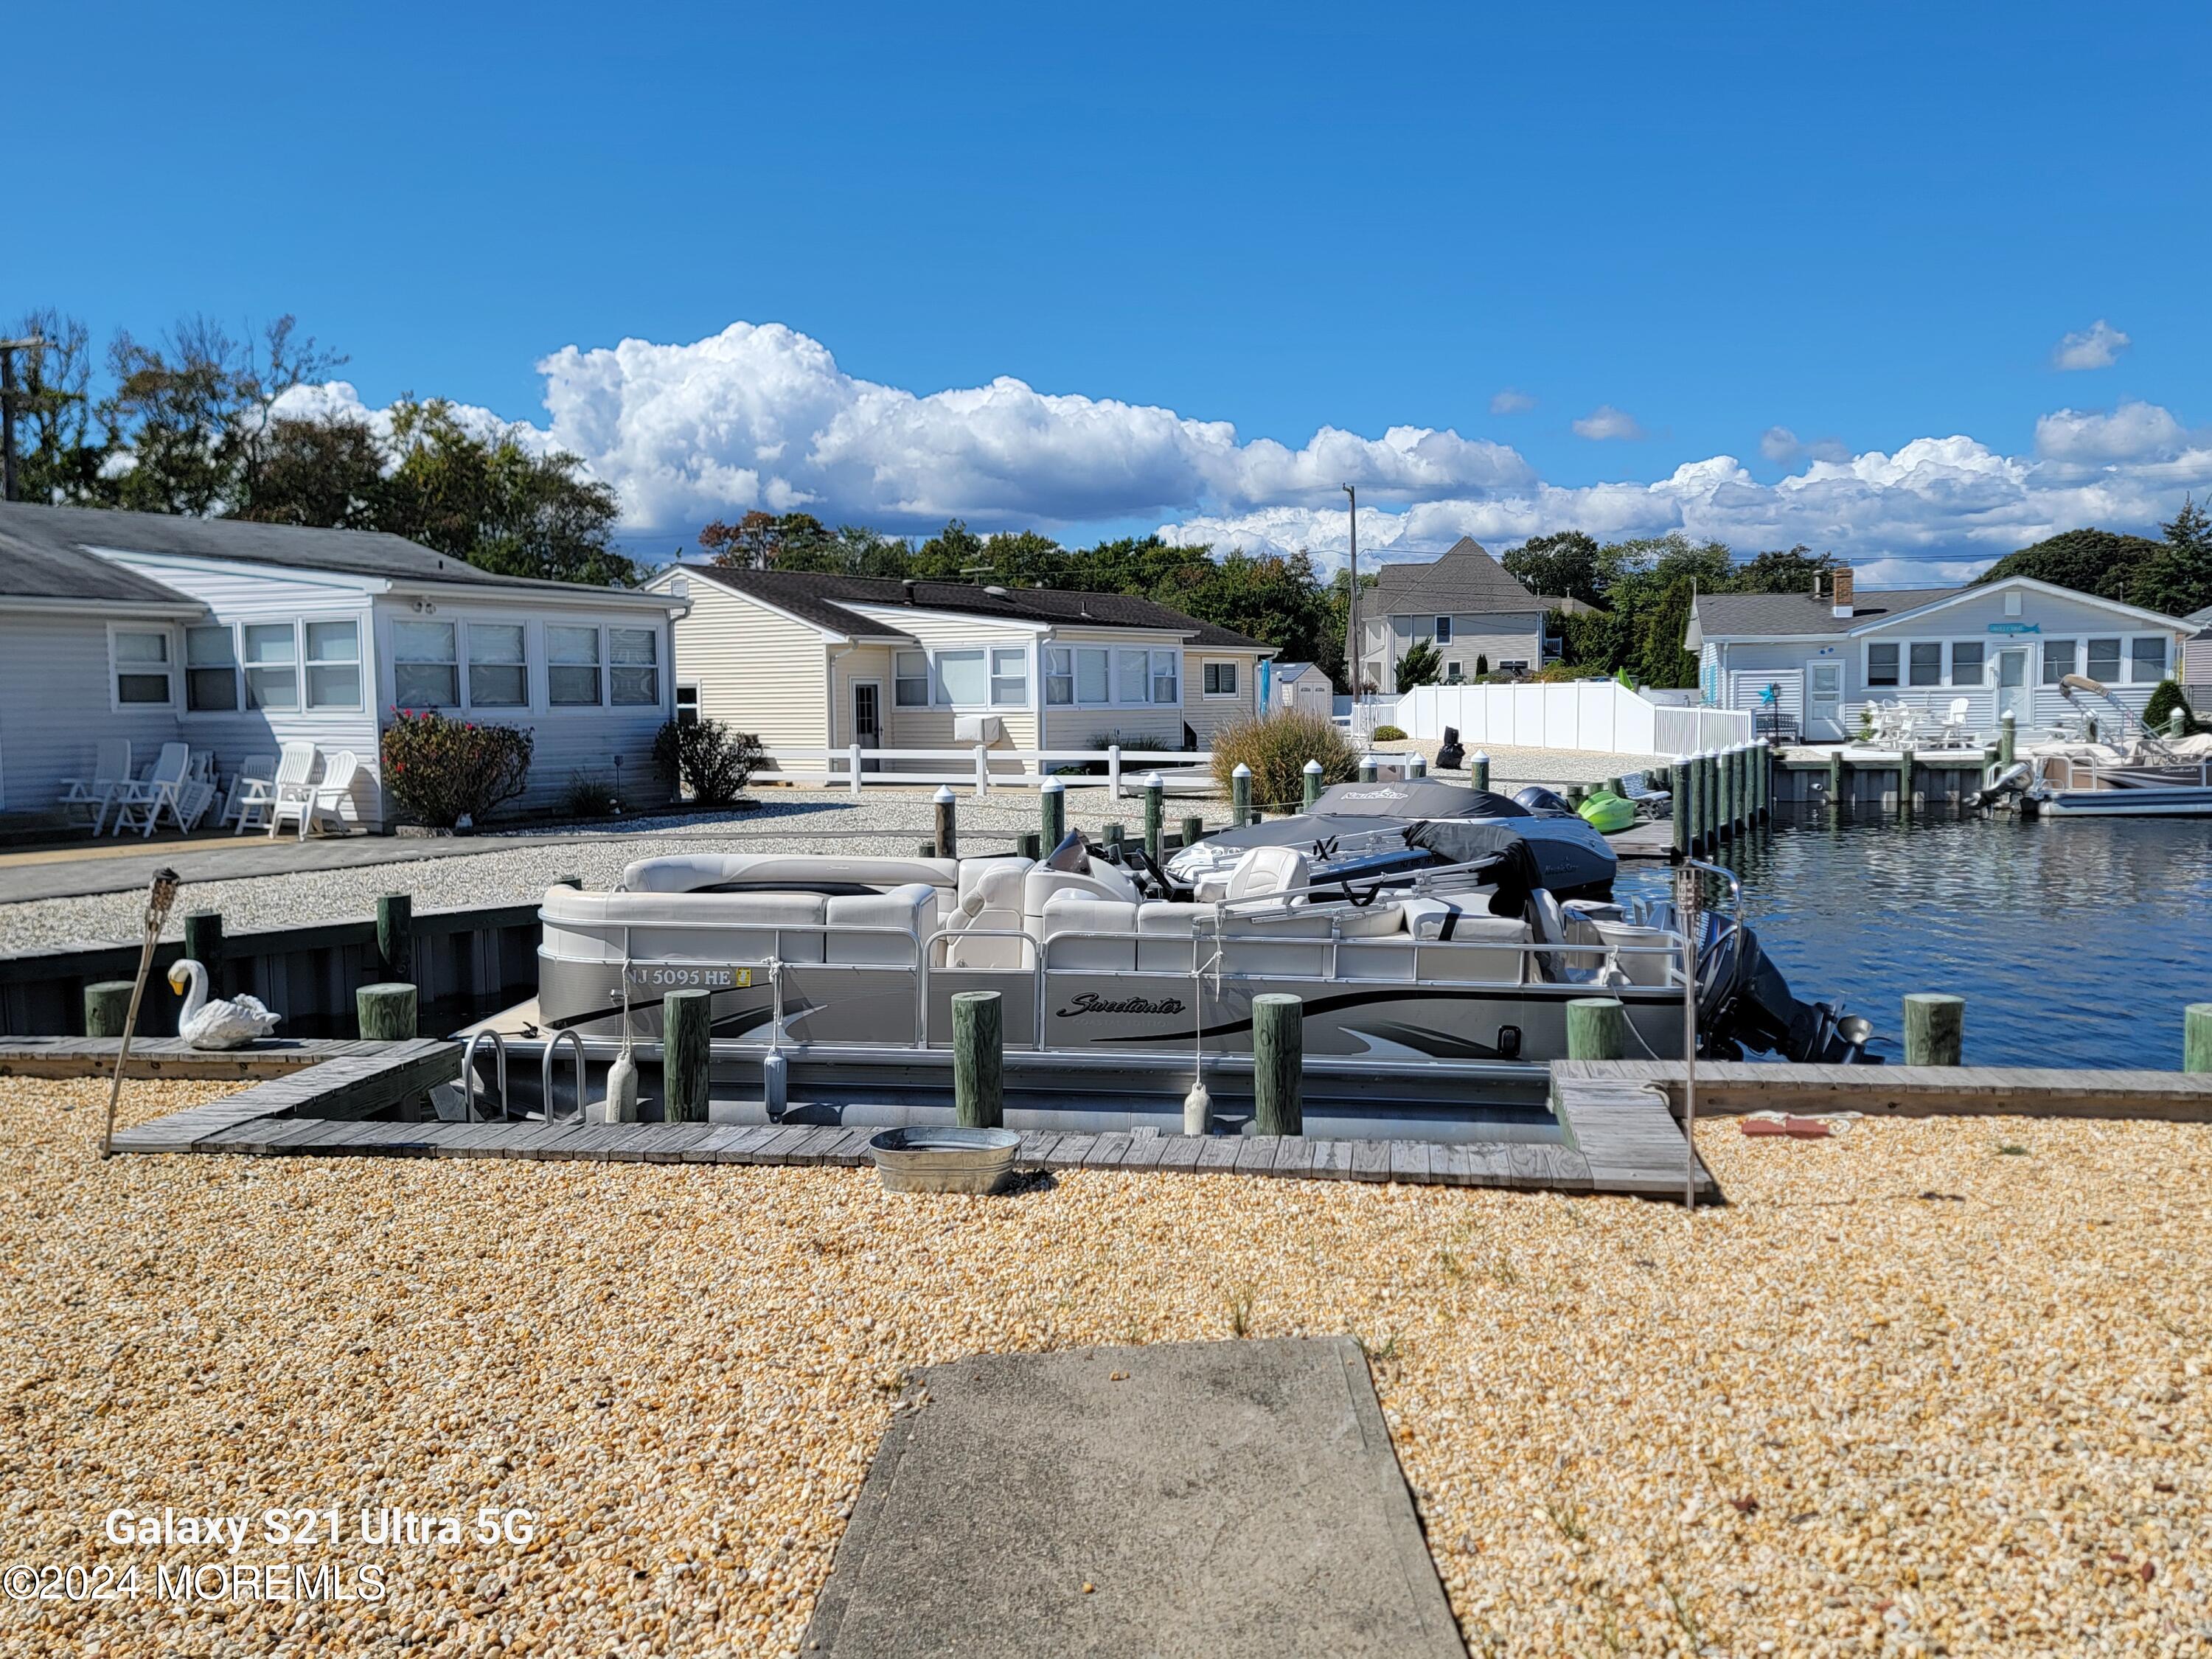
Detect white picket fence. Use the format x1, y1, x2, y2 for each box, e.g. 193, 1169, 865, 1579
1390, 680, 1752, 757
759, 745, 1216, 799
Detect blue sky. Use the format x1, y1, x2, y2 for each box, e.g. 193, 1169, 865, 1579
15, 2, 2212, 577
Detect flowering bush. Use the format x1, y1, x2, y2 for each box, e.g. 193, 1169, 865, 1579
380, 709, 534, 829
1208, 709, 1356, 812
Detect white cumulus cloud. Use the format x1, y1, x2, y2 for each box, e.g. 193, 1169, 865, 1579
2034, 400, 2189, 463
1572, 404, 1646, 441
2051, 319, 2131, 371
1489, 389, 1536, 414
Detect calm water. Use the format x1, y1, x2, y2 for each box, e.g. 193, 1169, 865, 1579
1618, 813, 2212, 1069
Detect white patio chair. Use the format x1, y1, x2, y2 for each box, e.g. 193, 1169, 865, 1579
271, 749, 361, 841
105, 742, 192, 838
58, 740, 132, 832
246, 742, 319, 835
1937, 698, 1974, 749
220, 754, 278, 830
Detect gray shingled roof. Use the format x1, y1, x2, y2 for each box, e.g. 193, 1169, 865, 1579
687, 566, 1273, 650
1366, 537, 1543, 614
0, 501, 660, 602
1693, 587, 1963, 639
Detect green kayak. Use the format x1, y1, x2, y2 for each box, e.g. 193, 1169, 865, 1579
1578, 790, 1636, 835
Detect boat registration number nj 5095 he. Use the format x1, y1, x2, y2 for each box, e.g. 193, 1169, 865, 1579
622, 964, 755, 992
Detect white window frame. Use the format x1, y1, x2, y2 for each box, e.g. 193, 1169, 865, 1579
609, 625, 661, 707
2128, 634, 2168, 684
303, 619, 364, 712
546, 622, 605, 709
1947, 639, 1986, 688
988, 647, 1028, 706
393, 618, 463, 711
2083, 636, 2124, 685
464, 621, 529, 711
1044, 646, 1074, 706
1150, 648, 1179, 706
1202, 659, 1240, 698
2041, 637, 2076, 685
183, 622, 240, 714
915, 641, 1033, 709
894, 650, 930, 708
1863, 641, 1901, 689
108, 624, 177, 712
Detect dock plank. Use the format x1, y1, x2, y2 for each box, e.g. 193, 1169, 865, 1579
1350, 1141, 1392, 1183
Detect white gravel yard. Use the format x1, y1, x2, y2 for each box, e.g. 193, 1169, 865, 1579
0, 790, 1166, 951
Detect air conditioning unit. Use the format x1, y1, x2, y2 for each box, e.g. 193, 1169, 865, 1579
953, 714, 1005, 745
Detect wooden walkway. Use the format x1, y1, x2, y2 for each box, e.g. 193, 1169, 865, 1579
1553, 1059, 2212, 1121
1605, 818, 1678, 861
0, 1036, 369, 1079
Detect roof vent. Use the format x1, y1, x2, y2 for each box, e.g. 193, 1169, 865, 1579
984, 584, 1009, 599
901, 579, 919, 605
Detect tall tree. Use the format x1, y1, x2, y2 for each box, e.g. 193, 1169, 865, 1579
1503, 530, 1603, 605
3, 310, 108, 503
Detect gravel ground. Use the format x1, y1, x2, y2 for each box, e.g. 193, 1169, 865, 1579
5, 1081, 2206, 1656
0, 751, 1660, 952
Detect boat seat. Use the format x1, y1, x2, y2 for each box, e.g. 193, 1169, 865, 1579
1022, 861, 1139, 931
540, 886, 830, 964
1039, 894, 1138, 969
1397, 897, 1532, 984
940, 863, 1032, 970
1224, 845, 1310, 902
824, 883, 937, 964
1588, 920, 1676, 987
617, 852, 958, 894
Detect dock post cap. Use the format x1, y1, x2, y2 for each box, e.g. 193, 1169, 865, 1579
933, 785, 956, 804
1303, 758, 1323, 773
1232, 762, 1252, 776
1472, 749, 1489, 762
1143, 771, 1163, 786
1040, 776, 1065, 793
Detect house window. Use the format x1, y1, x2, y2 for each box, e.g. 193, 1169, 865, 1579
675, 683, 700, 728
1434, 616, 1453, 644
933, 649, 987, 706
114, 628, 174, 706
1949, 641, 1983, 685
989, 647, 1028, 706
466, 623, 527, 708
2131, 636, 2167, 684
1866, 642, 1899, 687
305, 620, 361, 710
1044, 647, 1074, 706
894, 650, 930, 707
185, 625, 238, 712
611, 627, 660, 705
1907, 641, 1942, 686
1445, 661, 1463, 683
393, 620, 459, 709
1118, 648, 1151, 703
2084, 638, 2122, 683
547, 625, 602, 706
1075, 647, 1110, 704
1150, 650, 1178, 704
243, 622, 301, 711
2042, 639, 2076, 684
1203, 661, 1238, 697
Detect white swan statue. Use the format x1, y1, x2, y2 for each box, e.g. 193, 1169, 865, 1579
167, 959, 282, 1048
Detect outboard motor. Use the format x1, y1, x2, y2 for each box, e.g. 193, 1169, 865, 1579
1970, 760, 2033, 810
1694, 914, 1875, 1063
1436, 726, 1466, 770
1514, 785, 1576, 816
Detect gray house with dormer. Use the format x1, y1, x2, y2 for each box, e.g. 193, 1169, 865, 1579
1350, 536, 1572, 692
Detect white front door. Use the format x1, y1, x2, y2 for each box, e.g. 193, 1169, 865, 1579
1806, 661, 1843, 740
1996, 648, 2032, 728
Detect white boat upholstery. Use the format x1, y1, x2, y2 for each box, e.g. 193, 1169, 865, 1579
542, 886, 831, 964
618, 853, 959, 894
1588, 921, 1677, 987
1038, 894, 1138, 969
825, 884, 939, 964
1021, 861, 1139, 928
1223, 845, 1310, 902
940, 862, 1033, 969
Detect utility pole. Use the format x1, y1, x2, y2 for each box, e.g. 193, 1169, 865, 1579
0, 334, 49, 503
1341, 482, 1359, 698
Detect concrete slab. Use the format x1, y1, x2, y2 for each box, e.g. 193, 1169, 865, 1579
804, 1337, 1465, 1658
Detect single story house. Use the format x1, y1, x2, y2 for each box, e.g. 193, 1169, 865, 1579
650, 566, 1274, 766
1270, 661, 1335, 716
0, 502, 688, 828
1686, 567, 2196, 742
2185, 603, 2212, 687
1351, 536, 1580, 693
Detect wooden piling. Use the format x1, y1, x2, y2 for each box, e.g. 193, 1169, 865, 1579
1018, 832, 1041, 860
1902, 993, 1964, 1066
933, 785, 958, 858
952, 990, 1004, 1129
1143, 773, 1165, 860
376, 893, 413, 982
1181, 814, 1206, 848
1716, 749, 1734, 842
1607, 775, 1625, 799
2185, 1004, 2212, 1074
355, 982, 418, 1040
1669, 767, 1690, 860
84, 981, 135, 1038
1231, 763, 1253, 828
1040, 778, 1066, 850
1998, 712, 2016, 768
1301, 758, 1323, 810
1101, 821, 1124, 855
182, 911, 223, 984
1357, 757, 1377, 784
1252, 992, 1304, 1136
1470, 751, 1490, 792
1827, 748, 1844, 813
1898, 749, 1913, 818
1565, 996, 1628, 1061
1407, 754, 1426, 777
552, 874, 583, 889
2170, 708, 2188, 740
663, 989, 712, 1123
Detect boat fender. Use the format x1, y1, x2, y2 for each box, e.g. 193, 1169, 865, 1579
762, 1050, 789, 1116
1183, 1082, 1211, 1135
602, 1048, 640, 1124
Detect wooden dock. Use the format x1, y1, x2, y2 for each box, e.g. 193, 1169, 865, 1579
1553, 1059, 2212, 1121
1605, 818, 1678, 860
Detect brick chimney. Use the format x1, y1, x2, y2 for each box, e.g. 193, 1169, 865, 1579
1830, 567, 1854, 619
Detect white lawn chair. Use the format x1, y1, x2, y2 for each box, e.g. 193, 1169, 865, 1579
220, 754, 278, 830
105, 742, 192, 838
58, 740, 132, 832
271, 749, 360, 841
243, 742, 317, 835
1937, 698, 1975, 749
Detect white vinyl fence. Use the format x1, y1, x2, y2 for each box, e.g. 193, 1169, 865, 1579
1391, 681, 1752, 757
759, 745, 1216, 798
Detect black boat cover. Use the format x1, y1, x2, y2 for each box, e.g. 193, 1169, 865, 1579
1403, 816, 1616, 897
1310, 778, 1531, 819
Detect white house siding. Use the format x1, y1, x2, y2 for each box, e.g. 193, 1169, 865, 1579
849, 605, 1042, 772
2186, 631, 2212, 685
663, 580, 832, 759
1180, 647, 1262, 746
0, 611, 187, 816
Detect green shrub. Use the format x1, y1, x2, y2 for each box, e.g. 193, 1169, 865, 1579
380, 709, 534, 829
653, 718, 764, 807
1395, 639, 1441, 692
2142, 678, 2204, 737
1210, 709, 1357, 810
561, 770, 618, 818
1371, 723, 1408, 742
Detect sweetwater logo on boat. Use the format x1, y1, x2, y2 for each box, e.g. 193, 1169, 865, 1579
1342, 787, 1408, 801
1055, 992, 1187, 1018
